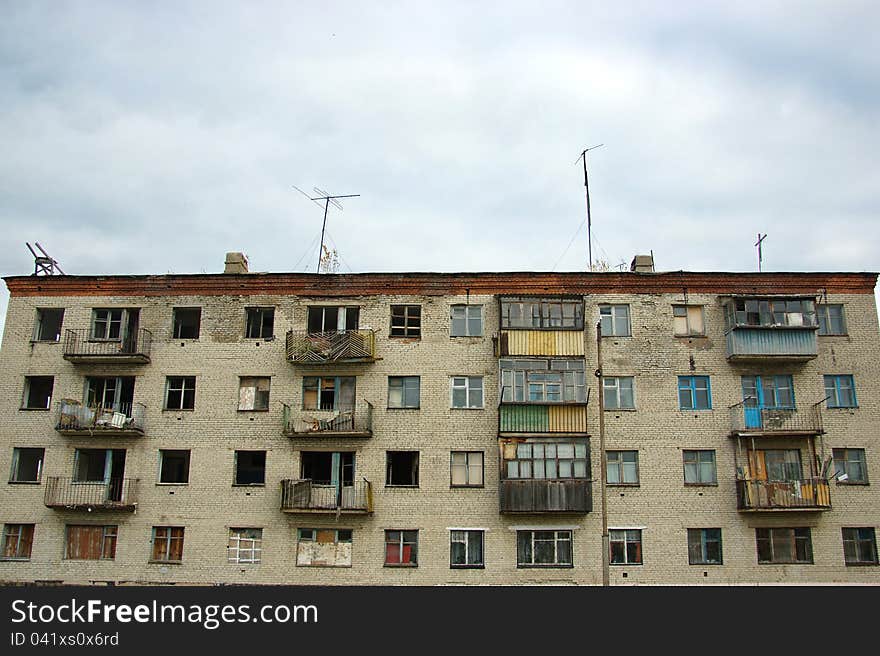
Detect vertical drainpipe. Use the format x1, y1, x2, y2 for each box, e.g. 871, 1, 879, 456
596, 320, 610, 586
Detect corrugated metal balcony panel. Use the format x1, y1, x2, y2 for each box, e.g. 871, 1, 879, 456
499, 479, 592, 514
548, 405, 587, 432
726, 329, 817, 361
500, 404, 587, 434
499, 330, 585, 356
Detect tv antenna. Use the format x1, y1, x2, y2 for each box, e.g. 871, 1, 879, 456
26, 242, 65, 276
575, 144, 604, 271
755, 233, 767, 272
293, 185, 360, 273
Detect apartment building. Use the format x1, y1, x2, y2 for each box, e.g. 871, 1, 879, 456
0, 253, 877, 585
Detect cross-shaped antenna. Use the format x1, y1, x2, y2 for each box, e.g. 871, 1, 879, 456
293, 185, 360, 273
575, 144, 604, 271
755, 233, 767, 272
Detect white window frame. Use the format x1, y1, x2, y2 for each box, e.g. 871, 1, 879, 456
227, 528, 263, 564
607, 450, 639, 485
388, 376, 420, 409
603, 376, 635, 409
516, 529, 573, 567
451, 376, 484, 408
450, 305, 483, 337
164, 376, 196, 410
451, 451, 484, 487
90, 308, 124, 341
599, 304, 631, 337
450, 529, 484, 568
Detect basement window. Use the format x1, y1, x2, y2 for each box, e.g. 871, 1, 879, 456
22, 376, 53, 410
33, 308, 64, 342
386, 451, 419, 487
234, 451, 266, 486
172, 307, 201, 339
239, 377, 270, 411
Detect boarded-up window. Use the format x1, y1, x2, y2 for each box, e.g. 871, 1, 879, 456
673, 305, 705, 336
239, 377, 270, 411
296, 528, 352, 567
65, 525, 117, 560
2, 524, 35, 560
151, 526, 184, 562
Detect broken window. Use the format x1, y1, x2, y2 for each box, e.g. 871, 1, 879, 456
2, 524, 34, 560
607, 450, 639, 485
9, 448, 44, 483
833, 448, 868, 484
238, 377, 270, 411
172, 307, 201, 339
609, 529, 642, 565
65, 525, 117, 560
390, 305, 421, 338
762, 449, 802, 482
450, 305, 482, 336
388, 376, 420, 408
91, 309, 124, 340
500, 298, 583, 329
386, 451, 419, 487
297, 529, 353, 567
451, 376, 483, 408
724, 298, 817, 330
151, 526, 184, 562
688, 528, 722, 565
450, 530, 484, 568
673, 305, 704, 336
159, 450, 190, 484
756, 527, 812, 564
384, 530, 418, 566
234, 450, 266, 485
33, 308, 64, 342
516, 530, 572, 567
683, 450, 716, 485
842, 527, 878, 566
165, 376, 196, 410
302, 376, 355, 411
499, 359, 586, 403
818, 304, 846, 335
307, 306, 359, 333
73, 449, 126, 484
245, 307, 274, 339
451, 451, 484, 487
21, 376, 53, 410
504, 440, 589, 480
599, 304, 631, 336
86, 376, 136, 416
228, 528, 262, 564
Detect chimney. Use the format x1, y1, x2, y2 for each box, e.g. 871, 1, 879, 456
224, 252, 249, 274
630, 254, 654, 273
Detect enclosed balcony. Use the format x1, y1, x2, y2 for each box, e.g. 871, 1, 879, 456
499, 403, 588, 435
499, 438, 591, 514
44, 477, 139, 512
496, 296, 585, 357
728, 399, 824, 437
736, 478, 831, 512
280, 479, 373, 514
499, 479, 591, 514
62, 328, 152, 364
285, 330, 376, 365
722, 297, 818, 362
56, 401, 146, 437
282, 402, 373, 438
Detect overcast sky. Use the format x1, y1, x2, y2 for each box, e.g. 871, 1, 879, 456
2, 1, 878, 341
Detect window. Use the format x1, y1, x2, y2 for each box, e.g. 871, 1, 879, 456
599, 304, 631, 336
742, 375, 794, 409
159, 450, 190, 484
818, 304, 847, 335
245, 307, 274, 339
164, 376, 196, 410
607, 451, 639, 485
504, 441, 588, 480
516, 530, 572, 567
234, 451, 266, 486
9, 448, 44, 483
385, 530, 418, 566
33, 308, 64, 342
91, 309, 123, 340
2, 524, 34, 560
302, 376, 355, 411
388, 376, 420, 408
842, 528, 878, 566
609, 529, 642, 565
499, 298, 583, 329
450, 305, 483, 336
451, 376, 483, 408
824, 375, 857, 408
756, 528, 812, 564
762, 449, 802, 482
22, 376, 53, 410
833, 448, 868, 484
450, 530, 484, 568
85, 376, 135, 413
678, 376, 711, 410
390, 305, 421, 338
386, 451, 419, 487
603, 376, 634, 409
683, 450, 716, 485
451, 451, 484, 487
172, 307, 201, 339
238, 376, 271, 411
673, 305, 704, 336
227, 528, 262, 564
65, 525, 117, 560
500, 359, 586, 403
297, 529, 353, 567
151, 526, 184, 563
73, 449, 113, 483
307, 306, 359, 333
687, 528, 722, 565
724, 298, 817, 330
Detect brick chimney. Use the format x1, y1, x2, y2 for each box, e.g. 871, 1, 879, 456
630, 254, 655, 273
224, 252, 249, 274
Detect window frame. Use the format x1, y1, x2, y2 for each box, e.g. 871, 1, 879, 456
450, 304, 483, 337
164, 376, 196, 411
384, 529, 418, 567
233, 450, 267, 486
687, 528, 723, 565
842, 527, 878, 566
389, 305, 422, 338
499, 298, 584, 330
756, 527, 813, 564
683, 449, 717, 486
606, 450, 640, 486
599, 304, 631, 337
388, 376, 420, 409
244, 307, 275, 339
832, 448, 868, 485
450, 451, 485, 488
500, 359, 586, 404
1, 524, 35, 561
450, 529, 485, 569
386, 451, 420, 488
21, 376, 53, 411
672, 304, 705, 337
227, 527, 263, 564
158, 449, 191, 485
602, 376, 635, 410
172, 307, 202, 340
90, 308, 124, 341
609, 529, 643, 565
516, 530, 573, 568
451, 376, 484, 409
678, 375, 712, 411
64, 524, 117, 561
9, 447, 45, 484
817, 304, 847, 336
824, 374, 857, 409
150, 526, 185, 563
503, 440, 589, 481
238, 376, 271, 412
32, 308, 64, 343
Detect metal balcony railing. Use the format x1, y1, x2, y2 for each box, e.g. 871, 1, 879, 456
728, 398, 824, 435
736, 478, 831, 511
282, 402, 373, 437
56, 401, 146, 435
44, 477, 139, 511
62, 328, 152, 363
285, 330, 376, 364
280, 479, 373, 513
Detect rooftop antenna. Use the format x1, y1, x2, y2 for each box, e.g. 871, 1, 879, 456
293, 185, 360, 273
26, 242, 65, 276
575, 144, 604, 272
755, 233, 767, 272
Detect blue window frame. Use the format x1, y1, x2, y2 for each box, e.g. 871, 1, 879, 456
824, 375, 857, 408
678, 376, 711, 410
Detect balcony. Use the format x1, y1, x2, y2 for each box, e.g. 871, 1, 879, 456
495, 331, 585, 357
286, 330, 376, 365
44, 477, 139, 511
722, 297, 818, 362
282, 402, 373, 438
499, 479, 591, 514
499, 403, 588, 435
62, 329, 152, 364
280, 479, 373, 514
725, 328, 818, 362
736, 479, 831, 512
56, 401, 146, 437
728, 399, 823, 437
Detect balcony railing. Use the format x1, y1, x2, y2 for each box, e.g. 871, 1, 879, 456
728, 398, 824, 436
499, 479, 591, 514
44, 477, 139, 511
725, 328, 817, 361
280, 479, 373, 514
285, 330, 376, 364
282, 402, 373, 437
62, 329, 152, 363
56, 401, 146, 436
499, 403, 588, 434
736, 478, 831, 511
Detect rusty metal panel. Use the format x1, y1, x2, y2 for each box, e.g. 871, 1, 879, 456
726, 329, 817, 360
554, 331, 584, 356
548, 405, 587, 432
499, 405, 549, 432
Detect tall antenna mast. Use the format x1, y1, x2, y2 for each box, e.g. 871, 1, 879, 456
575, 145, 604, 271
755, 233, 767, 272
293, 186, 360, 273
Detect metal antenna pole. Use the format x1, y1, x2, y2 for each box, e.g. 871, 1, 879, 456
317, 197, 330, 274
755, 233, 767, 272
293, 187, 360, 274
575, 145, 604, 271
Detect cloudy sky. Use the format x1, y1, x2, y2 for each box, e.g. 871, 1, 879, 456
1, 1, 878, 340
